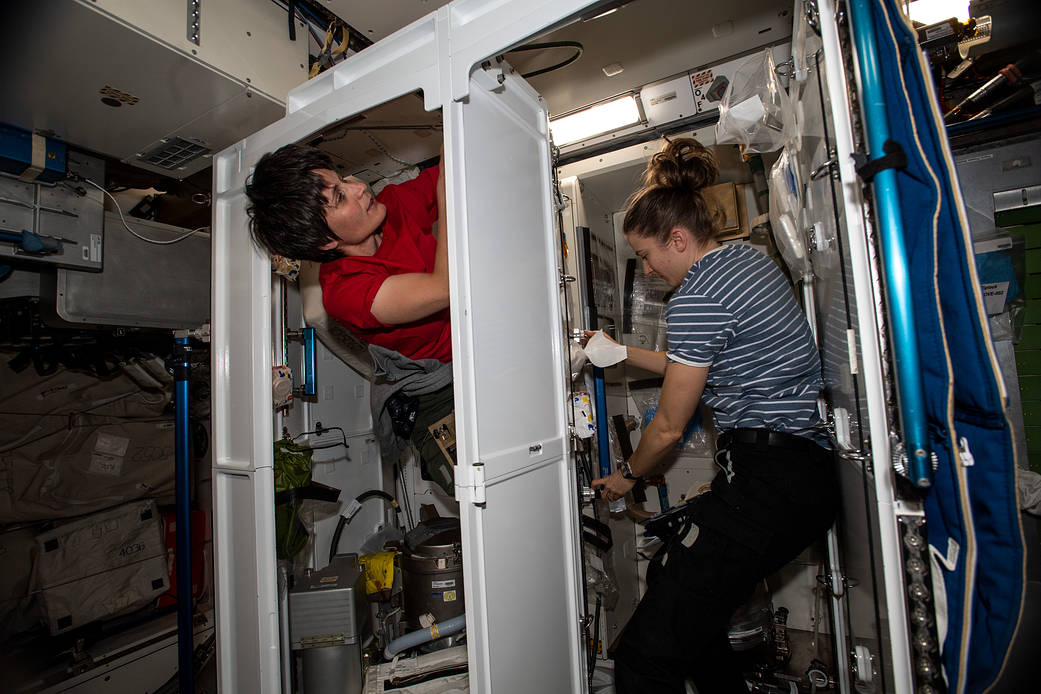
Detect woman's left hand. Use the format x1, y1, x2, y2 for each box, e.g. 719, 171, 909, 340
591, 469, 636, 502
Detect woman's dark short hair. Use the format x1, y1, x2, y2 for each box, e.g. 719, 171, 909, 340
245, 143, 344, 262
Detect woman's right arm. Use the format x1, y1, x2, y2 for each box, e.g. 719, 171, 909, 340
369, 149, 449, 325
623, 344, 668, 375
583, 330, 668, 375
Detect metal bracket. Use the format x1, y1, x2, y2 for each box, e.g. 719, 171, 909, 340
187, 0, 201, 46
174, 322, 211, 343
478, 58, 508, 92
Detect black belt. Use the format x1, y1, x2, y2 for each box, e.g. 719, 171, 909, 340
718, 427, 822, 454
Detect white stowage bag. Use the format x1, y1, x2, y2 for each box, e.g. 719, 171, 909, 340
0, 355, 177, 522
364, 645, 469, 693
33, 499, 169, 634
715, 48, 796, 154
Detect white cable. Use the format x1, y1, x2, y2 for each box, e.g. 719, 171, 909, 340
82, 177, 207, 245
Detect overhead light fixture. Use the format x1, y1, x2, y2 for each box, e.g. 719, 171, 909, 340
602, 62, 624, 77
579, 2, 628, 22
907, 0, 969, 24
549, 94, 642, 146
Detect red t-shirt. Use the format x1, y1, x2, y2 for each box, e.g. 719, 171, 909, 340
318, 165, 451, 362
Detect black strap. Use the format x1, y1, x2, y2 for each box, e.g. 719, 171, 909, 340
274, 481, 341, 506
582, 515, 614, 552
852, 139, 907, 182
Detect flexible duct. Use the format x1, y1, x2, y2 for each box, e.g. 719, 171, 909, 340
383, 614, 467, 660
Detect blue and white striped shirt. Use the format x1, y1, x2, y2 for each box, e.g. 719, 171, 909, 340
665, 243, 823, 438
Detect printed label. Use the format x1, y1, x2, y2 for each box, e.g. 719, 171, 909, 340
691, 69, 713, 88
973, 237, 1013, 254
431, 579, 456, 589
90, 234, 102, 263
320, 576, 338, 584
443, 590, 457, 602
89, 453, 123, 477
649, 91, 677, 106
981, 281, 1009, 314
924, 24, 954, 41
91, 519, 120, 539
94, 432, 130, 457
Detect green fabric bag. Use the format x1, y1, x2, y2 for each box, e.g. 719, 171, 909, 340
273, 440, 313, 560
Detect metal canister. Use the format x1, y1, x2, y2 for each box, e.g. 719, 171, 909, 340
400, 518, 464, 628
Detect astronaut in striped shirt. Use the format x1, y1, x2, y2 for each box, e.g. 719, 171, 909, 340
592, 138, 838, 693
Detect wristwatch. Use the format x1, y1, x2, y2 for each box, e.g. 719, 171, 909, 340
619, 460, 640, 481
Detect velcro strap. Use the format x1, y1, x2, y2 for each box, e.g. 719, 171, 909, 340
852, 139, 907, 182
18, 133, 47, 182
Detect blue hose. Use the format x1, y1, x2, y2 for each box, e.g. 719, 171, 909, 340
848, 0, 932, 487
383, 614, 467, 659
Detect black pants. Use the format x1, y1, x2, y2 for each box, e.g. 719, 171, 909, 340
613, 431, 839, 693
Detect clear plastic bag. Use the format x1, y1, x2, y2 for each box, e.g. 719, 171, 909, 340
628, 269, 673, 351
768, 145, 812, 280
585, 553, 619, 610
631, 389, 711, 455
715, 49, 795, 154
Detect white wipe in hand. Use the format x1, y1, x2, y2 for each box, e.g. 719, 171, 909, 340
584, 331, 628, 368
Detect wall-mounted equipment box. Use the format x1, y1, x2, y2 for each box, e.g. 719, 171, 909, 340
0, 151, 104, 271
0, 0, 308, 179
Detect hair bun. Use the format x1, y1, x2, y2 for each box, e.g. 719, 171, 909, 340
643, 138, 719, 191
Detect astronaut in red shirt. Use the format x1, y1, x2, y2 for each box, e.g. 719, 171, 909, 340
245, 143, 449, 362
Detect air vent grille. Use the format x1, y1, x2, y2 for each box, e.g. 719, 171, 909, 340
137, 137, 209, 170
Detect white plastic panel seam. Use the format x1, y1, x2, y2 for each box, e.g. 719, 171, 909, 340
817, 0, 913, 689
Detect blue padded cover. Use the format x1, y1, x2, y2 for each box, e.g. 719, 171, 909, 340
869, 0, 1026, 690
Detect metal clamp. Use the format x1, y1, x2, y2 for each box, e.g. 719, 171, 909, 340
810, 157, 838, 181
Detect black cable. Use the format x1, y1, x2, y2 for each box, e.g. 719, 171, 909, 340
292, 425, 348, 450
506, 41, 584, 79
328, 489, 402, 563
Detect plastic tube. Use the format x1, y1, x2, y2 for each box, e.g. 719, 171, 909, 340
383, 614, 467, 659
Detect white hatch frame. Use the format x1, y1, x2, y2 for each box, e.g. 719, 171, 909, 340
211, 1, 608, 692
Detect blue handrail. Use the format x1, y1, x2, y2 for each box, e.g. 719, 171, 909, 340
848, 0, 932, 487
592, 366, 612, 480
173, 336, 194, 693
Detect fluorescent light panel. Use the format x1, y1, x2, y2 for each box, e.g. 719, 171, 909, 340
550, 95, 641, 146
907, 0, 969, 24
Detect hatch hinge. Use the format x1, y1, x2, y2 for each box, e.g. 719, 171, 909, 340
461, 462, 486, 506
